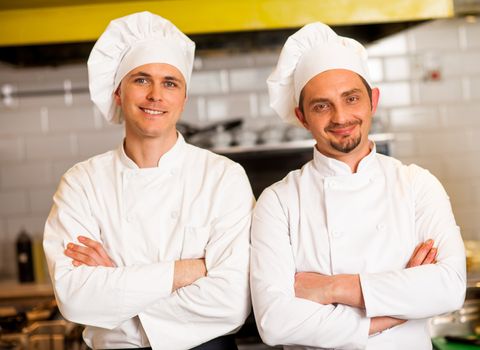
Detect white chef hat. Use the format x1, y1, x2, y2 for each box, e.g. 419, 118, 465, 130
267, 22, 371, 127
87, 11, 195, 124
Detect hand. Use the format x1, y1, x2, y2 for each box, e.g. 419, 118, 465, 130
406, 239, 437, 268
172, 259, 207, 292
64, 236, 115, 267
369, 316, 406, 335
294, 272, 335, 304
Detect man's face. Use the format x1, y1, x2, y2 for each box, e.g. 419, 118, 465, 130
295, 69, 379, 160
115, 63, 186, 140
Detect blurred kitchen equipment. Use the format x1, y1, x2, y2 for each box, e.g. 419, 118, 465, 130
15, 230, 34, 283
429, 286, 480, 339
234, 128, 258, 147
285, 126, 310, 141
0, 299, 85, 350
259, 126, 284, 145
465, 240, 480, 273
211, 125, 233, 148
177, 118, 243, 148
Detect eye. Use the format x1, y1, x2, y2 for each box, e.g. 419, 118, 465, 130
164, 80, 178, 88
346, 95, 360, 103
134, 77, 149, 84
312, 102, 329, 112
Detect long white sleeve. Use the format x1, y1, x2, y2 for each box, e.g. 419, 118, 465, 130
43, 171, 174, 329
251, 188, 370, 350
139, 165, 254, 349
360, 166, 466, 319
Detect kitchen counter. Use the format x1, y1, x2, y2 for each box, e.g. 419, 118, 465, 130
0, 280, 53, 300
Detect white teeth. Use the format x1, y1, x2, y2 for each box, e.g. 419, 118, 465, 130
142, 108, 165, 115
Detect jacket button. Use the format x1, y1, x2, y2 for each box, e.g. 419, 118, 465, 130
326, 181, 337, 189
171, 211, 178, 219
376, 223, 386, 231
126, 214, 134, 222
332, 230, 343, 238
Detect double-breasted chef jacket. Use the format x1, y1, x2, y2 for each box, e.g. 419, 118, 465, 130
250, 142, 466, 350
44, 133, 255, 350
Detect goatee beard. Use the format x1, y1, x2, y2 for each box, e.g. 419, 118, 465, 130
330, 134, 362, 153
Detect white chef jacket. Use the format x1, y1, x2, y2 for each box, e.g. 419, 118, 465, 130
250, 142, 466, 350
43, 133, 255, 350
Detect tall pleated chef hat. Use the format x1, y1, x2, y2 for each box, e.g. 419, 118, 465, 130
88, 11, 195, 124
267, 22, 371, 127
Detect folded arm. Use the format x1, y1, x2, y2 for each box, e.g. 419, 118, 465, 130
65, 235, 206, 292
360, 167, 466, 319
294, 240, 437, 334
139, 165, 255, 348
251, 188, 370, 349
43, 171, 175, 329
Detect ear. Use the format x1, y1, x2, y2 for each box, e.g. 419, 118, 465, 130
114, 85, 122, 106
370, 87, 380, 115
294, 107, 310, 130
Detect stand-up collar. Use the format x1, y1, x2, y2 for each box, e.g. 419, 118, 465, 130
312, 140, 378, 177
117, 132, 186, 171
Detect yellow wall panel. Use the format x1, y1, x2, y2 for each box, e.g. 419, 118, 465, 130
0, 0, 454, 46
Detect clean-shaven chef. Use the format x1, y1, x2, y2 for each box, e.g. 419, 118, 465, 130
43, 11, 254, 350
250, 22, 466, 350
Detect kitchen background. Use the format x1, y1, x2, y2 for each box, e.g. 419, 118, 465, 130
0, 1, 479, 282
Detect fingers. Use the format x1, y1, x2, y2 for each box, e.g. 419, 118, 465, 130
78, 236, 114, 267
65, 243, 103, 266
64, 236, 115, 268
423, 247, 437, 265
406, 239, 436, 268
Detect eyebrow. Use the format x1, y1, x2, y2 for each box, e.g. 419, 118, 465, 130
341, 88, 363, 97
129, 72, 183, 84
308, 88, 363, 106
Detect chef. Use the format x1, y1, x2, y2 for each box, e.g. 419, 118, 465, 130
43, 11, 254, 350
250, 22, 466, 349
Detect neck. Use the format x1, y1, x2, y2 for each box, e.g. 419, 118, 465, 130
317, 141, 371, 173
124, 130, 178, 168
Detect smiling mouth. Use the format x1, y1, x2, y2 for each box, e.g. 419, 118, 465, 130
140, 107, 166, 115
326, 122, 360, 136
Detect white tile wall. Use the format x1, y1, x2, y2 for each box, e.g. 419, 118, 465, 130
367, 33, 408, 56
463, 22, 480, 49
384, 56, 411, 81
376, 82, 411, 107
1, 163, 52, 189
411, 23, 460, 52
367, 58, 384, 83
469, 76, 480, 99
415, 79, 464, 104
0, 108, 44, 135
0, 191, 28, 216
206, 94, 252, 120
47, 105, 98, 132
0, 137, 24, 162
442, 103, 480, 127
389, 106, 440, 131
28, 187, 56, 215
1, 17, 480, 277
189, 70, 225, 95
76, 130, 124, 158
229, 67, 274, 91
25, 134, 75, 160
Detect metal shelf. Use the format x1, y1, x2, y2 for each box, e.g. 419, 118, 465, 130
212, 133, 394, 155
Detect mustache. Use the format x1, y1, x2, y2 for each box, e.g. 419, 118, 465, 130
325, 120, 361, 132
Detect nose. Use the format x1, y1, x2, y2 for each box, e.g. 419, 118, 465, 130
331, 104, 349, 125
146, 82, 163, 102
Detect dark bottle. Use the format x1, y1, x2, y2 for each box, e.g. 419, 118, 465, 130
16, 229, 35, 283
